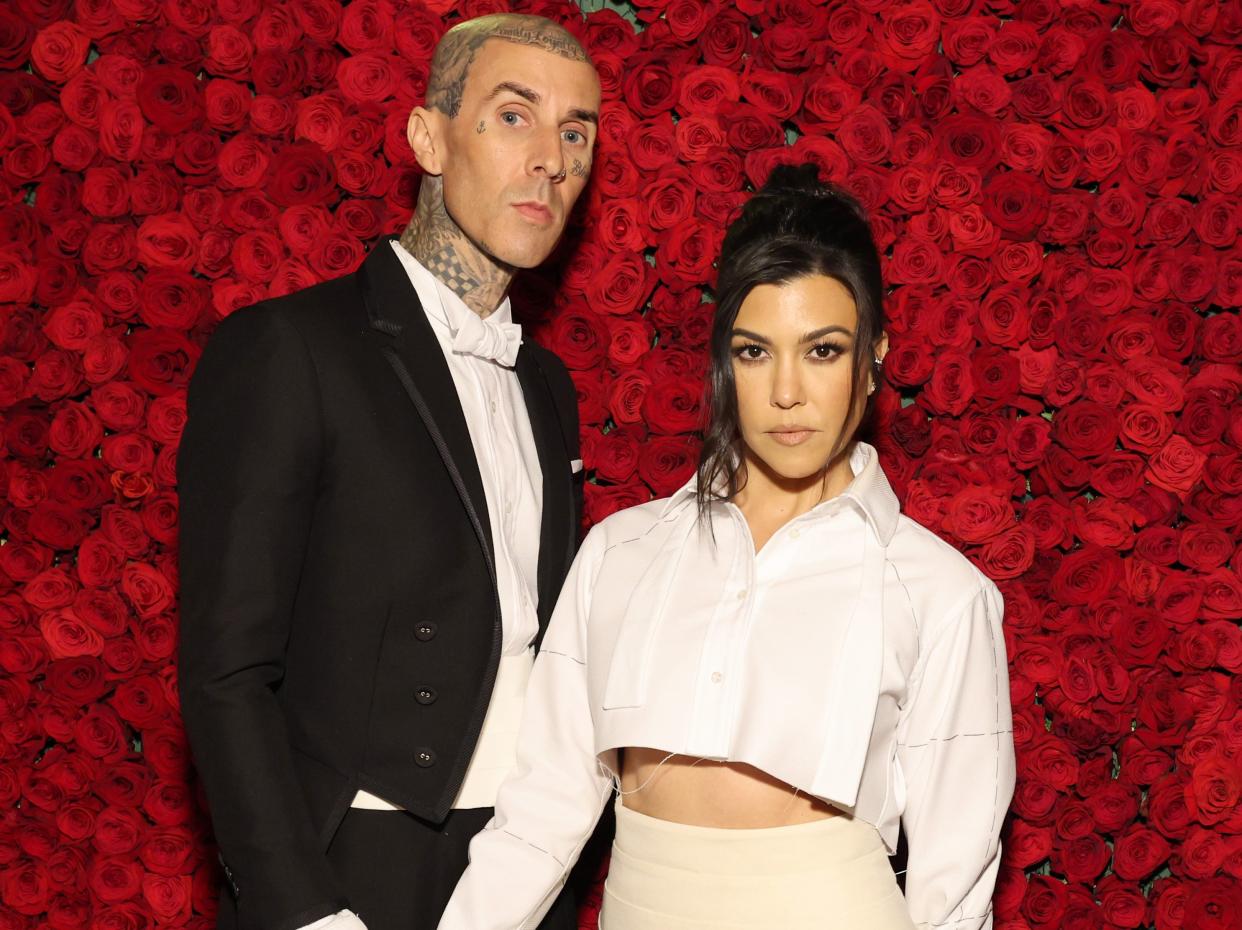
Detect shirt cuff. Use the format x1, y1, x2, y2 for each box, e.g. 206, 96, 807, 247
299, 910, 365, 930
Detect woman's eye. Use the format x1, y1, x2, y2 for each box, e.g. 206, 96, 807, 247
810, 342, 843, 360
734, 344, 765, 361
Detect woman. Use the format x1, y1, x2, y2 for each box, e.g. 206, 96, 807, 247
438, 165, 1015, 930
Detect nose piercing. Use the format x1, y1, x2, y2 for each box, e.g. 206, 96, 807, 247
553, 168, 567, 181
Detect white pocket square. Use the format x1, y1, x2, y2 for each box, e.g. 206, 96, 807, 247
570, 458, 583, 474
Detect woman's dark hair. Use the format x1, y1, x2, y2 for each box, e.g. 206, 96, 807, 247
696, 163, 885, 515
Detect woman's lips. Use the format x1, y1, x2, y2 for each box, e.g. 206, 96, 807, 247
768, 429, 816, 446
513, 201, 553, 224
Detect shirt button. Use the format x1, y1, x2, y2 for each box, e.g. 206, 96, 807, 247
415, 687, 437, 705
414, 622, 438, 641
415, 748, 437, 767
489, 400, 497, 414
790, 528, 800, 539
736, 590, 747, 601
710, 672, 723, 684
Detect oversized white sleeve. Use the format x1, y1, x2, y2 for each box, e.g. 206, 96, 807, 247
895, 581, 1015, 930
438, 526, 615, 930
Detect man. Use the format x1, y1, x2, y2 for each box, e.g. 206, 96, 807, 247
177, 15, 601, 930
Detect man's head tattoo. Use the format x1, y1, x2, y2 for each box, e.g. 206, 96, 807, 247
423, 14, 591, 119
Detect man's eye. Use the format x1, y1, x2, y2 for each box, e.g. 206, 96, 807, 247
563, 129, 582, 144
500, 112, 520, 125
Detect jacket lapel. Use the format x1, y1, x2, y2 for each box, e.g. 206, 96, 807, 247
360, 239, 495, 573
514, 347, 573, 635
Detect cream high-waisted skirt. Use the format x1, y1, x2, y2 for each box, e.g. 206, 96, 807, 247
600, 799, 916, 930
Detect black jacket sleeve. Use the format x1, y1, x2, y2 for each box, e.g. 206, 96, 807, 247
177, 306, 348, 930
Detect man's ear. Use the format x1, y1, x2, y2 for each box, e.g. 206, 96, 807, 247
407, 106, 444, 176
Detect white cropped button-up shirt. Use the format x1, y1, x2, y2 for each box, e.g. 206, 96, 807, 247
439, 443, 1015, 930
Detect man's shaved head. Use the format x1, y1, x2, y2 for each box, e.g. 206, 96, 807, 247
425, 14, 591, 119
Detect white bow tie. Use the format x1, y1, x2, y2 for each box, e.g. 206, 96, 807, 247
451, 309, 522, 368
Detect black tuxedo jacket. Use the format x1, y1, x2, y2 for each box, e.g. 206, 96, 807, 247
177, 238, 582, 930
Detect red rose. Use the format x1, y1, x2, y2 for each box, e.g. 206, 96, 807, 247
607, 318, 653, 369
1184, 876, 1242, 930
92, 799, 143, 854
640, 374, 703, 435
591, 427, 641, 484
73, 588, 129, 638
144, 779, 193, 826
126, 327, 200, 397
1113, 825, 1173, 880
584, 481, 652, 526
677, 65, 740, 116
644, 169, 695, 231
88, 855, 143, 904
1187, 754, 1242, 826
264, 141, 338, 206
119, 561, 174, 619
1051, 546, 1123, 607
636, 435, 697, 497
1021, 873, 1068, 927
586, 252, 653, 316
135, 65, 204, 134
1146, 435, 1206, 495
142, 873, 192, 923
1055, 832, 1110, 883
30, 21, 90, 84
837, 104, 892, 165
547, 308, 607, 371
595, 198, 647, 253
141, 726, 191, 780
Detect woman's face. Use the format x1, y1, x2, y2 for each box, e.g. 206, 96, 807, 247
730, 274, 884, 483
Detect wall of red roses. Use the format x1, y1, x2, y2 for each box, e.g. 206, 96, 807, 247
1, 0, 1240, 927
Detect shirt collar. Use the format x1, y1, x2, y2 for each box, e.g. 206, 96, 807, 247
388, 239, 514, 335
660, 441, 900, 546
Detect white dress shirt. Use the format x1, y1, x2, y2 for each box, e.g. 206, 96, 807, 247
388, 240, 543, 659
439, 442, 1015, 930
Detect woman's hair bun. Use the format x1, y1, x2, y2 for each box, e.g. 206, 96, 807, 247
752, 162, 868, 224
757, 162, 824, 197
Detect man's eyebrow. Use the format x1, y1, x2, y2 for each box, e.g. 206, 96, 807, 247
486, 81, 541, 104
567, 107, 598, 125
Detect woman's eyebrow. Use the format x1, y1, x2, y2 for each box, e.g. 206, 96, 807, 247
800, 325, 855, 342
731, 325, 856, 344
731, 328, 770, 344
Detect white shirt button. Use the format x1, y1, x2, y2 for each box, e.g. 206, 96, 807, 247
736, 589, 747, 601
490, 400, 497, 414
710, 672, 723, 684
790, 528, 801, 539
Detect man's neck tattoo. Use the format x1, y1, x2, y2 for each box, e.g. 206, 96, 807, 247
399, 175, 513, 319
